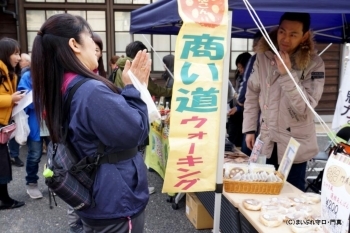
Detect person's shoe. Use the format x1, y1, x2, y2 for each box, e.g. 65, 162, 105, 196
69, 224, 84, 233
148, 186, 155, 195
0, 199, 25, 210
10, 157, 24, 167
26, 183, 43, 199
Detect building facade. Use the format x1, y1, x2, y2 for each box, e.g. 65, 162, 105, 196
0, 0, 340, 114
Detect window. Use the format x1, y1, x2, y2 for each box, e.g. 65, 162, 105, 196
114, 0, 151, 3
26, 10, 63, 51
114, 11, 131, 58
26, 10, 107, 69
114, 10, 176, 71
231, 38, 254, 70
151, 35, 177, 71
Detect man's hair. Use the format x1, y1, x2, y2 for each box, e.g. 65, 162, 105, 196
279, 12, 310, 34
253, 31, 263, 47
126, 41, 147, 59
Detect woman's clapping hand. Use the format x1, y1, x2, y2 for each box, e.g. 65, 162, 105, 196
122, 49, 152, 86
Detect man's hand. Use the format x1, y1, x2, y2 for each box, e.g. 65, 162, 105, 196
245, 133, 255, 150
227, 107, 237, 116
274, 51, 291, 76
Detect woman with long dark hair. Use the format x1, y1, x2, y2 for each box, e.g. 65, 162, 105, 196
0, 37, 25, 210
92, 32, 107, 78
31, 14, 151, 232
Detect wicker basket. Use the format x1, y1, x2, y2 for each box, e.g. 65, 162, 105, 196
223, 172, 284, 195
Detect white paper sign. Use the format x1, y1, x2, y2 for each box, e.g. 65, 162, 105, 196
12, 90, 33, 116
278, 137, 300, 181
322, 152, 350, 233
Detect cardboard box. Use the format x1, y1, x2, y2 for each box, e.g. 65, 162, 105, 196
186, 193, 213, 229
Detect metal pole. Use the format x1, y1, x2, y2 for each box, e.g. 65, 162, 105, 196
213, 10, 232, 233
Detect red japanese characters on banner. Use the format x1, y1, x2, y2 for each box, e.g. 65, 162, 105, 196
173, 116, 207, 190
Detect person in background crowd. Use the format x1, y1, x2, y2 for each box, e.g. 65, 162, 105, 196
92, 32, 106, 78
18, 70, 44, 199
31, 14, 151, 231
114, 41, 172, 100
108, 55, 121, 83
161, 54, 174, 107
0, 37, 25, 210
243, 12, 325, 191
235, 31, 263, 156
9, 53, 31, 167
227, 52, 251, 148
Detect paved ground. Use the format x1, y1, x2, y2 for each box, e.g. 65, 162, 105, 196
0, 146, 211, 233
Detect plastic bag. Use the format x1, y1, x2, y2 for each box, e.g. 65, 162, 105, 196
12, 110, 30, 145
127, 70, 161, 123
249, 134, 264, 163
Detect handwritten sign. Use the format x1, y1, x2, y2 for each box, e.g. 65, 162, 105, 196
322, 152, 350, 233
162, 0, 229, 193
278, 137, 300, 181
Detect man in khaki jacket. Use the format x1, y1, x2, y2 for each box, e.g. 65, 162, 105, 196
243, 12, 325, 191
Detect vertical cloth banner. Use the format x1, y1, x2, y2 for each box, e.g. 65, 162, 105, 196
332, 45, 350, 131
321, 152, 350, 233
162, 0, 229, 193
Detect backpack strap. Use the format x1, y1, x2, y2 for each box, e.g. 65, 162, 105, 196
51, 78, 90, 169
62, 78, 90, 141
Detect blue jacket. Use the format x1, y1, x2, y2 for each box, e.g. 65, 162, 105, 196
65, 76, 149, 219
18, 71, 40, 141
236, 54, 257, 112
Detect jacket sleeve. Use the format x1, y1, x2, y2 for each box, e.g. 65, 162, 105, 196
81, 83, 149, 151
148, 78, 172, 97
17, 72, 34, 110
277, 55, 325, 115
243, 57, 261, 134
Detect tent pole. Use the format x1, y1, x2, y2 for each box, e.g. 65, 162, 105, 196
213, 10, 232, 233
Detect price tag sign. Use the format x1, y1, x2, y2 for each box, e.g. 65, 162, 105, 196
322, 152, 350, 233
278, 137, 300, 181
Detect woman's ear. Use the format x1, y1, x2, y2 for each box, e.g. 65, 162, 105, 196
68, 38, 80, 54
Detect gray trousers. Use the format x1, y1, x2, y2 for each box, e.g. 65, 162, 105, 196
67, 205, 81, 227
81, 210, 145, 233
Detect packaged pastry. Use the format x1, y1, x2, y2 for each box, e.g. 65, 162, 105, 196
249, 163, 276, 174
243, 199, 262, 211
277, 207, 296, 221
295, 204, 313, 217
301, 193, 321, 204
223, 163, 248, 179
285, 211, 306, 221
259, 213, 283, 227
261, 204, 281, 213
265, 197, 291, 205
289, 197, 307, 205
